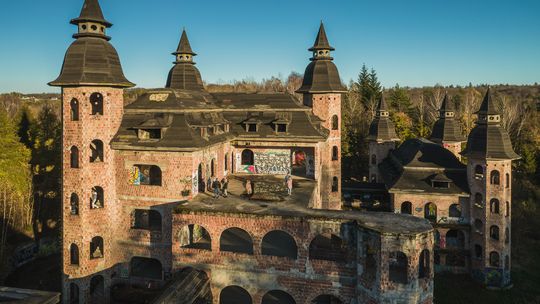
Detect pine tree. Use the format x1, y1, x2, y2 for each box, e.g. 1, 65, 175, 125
388, 84, 412, 112
17, 106, 33, 149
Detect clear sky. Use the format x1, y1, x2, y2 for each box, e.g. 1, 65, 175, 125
0, 0, 539, 93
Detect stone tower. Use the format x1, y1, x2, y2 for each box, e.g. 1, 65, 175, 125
297, 22, 347, 210
462, 88, 519, 288
367, 95, 399, 183
429, 93, 465, 159
49, 0, 134, 302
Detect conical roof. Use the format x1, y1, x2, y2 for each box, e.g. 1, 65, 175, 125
367, 95, 399, 142
70, 0, 112, 27
476, 87, 499, 115
430, 93, 465, 143
439, 93, 455, 112
377, 94, 388, 111
173, 30, 196, 55
309, 22, 335, 51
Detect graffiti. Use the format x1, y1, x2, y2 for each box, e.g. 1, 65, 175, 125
255, 151, 291, 174
192, 170, 198, 195
306, 155, 314, 177
129, 166, 141, 185
485, 268, 503, 287
240, 165, 256, 174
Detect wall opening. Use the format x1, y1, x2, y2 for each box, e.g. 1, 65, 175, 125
362, 243, 376, 284
490, 225, 500, 240
130, 257, 163, 280
309, 233, 347, 261
90, 186, 104, 209
132, 165, 162, 186
401, 201, 412, 214
70, 146, 79, 168
332, 146, 338, 161
331, 115, 339, 130
70, 98, 79, 121
69, 283, 79, 304
70, 193, 79, 215
449, 204, 462, 217
90, 236, 104, 259
371, 154, 376, 165
241, 149, 254, 166
70, 243, 79, 265
474, 193, 483, 208
131, 209, 162, 231
261, 230, 298, 259
262, 290, 296, 304
424, 202, 437, 222
220, 227, 253, 254
474, 244, 482, 260
312, 294, 343, 304
220, 286, 252, 304
490, 199, 500, 214
474, 165, 484, 179
90, 140, 104, 163
419, 249, 430, 279
90, 93, 104, 115
474, 219, 483, 234
179, 224, 211, 250
389, 251, 408, 284
505, 228, 509, 244
332, 176, 338, 192
505, 173, 510, 188
489, 251, 500, 267
446, 229, 465, 249
490, 170, 500, 185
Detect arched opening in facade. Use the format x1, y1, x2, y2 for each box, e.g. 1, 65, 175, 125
389, 251, 408, 284
505, 173, 510, 188
332, 176, 338, 192
312, 294, 342, 304
446, 230, 465, 249
241, 149, 254, 166
490, 225, 500, 240
424, 203, 437, 222
474, 193, 483, 208
371, 154, 376, 165
70, 193, 79, 215
70, 146, 79, 168
220, 286, 252, 304
262, 290, 296, 304
362, 243, 377, 284
90, 236, 104, 259
505, 227, 509, 244
90, 186, 104, 209
490, 199, 500, 214
309, 233, 347, 262
261, 230, 298, 259
490, 170, 500, 185
449, 204, 462, 218
400, 201, 412, 214
90, 139, 104, 163
70, 98, 79, 121
70, 243, 79, 265
198, 163, 205, 192
130, 257, 163, 280
331, 115, 339, 130
474, 244, 482, 260
474, 219, 483, 234
291, 150, 307, 176
133, 165, 162, 186
211, 158, 216, 177
332, 146, 338, 161
220, 227, 253, 254
131, 209, 162, 231
505, 255, 510, 270
69, 283, 79, 304
419, 249, 430, 279
489, 251, 500, 267
90, 92, 104, 115
89, 275, 105, 303
179, 224, 211, 250
506, 201, 510, 217
474, 165, 484, 178
225, 153, 229, 171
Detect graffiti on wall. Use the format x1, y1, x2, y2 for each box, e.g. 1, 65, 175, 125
254, 150, 291, 174
192, 169, 198, 195
485, 268, 503, 287
305, 154, 314, 177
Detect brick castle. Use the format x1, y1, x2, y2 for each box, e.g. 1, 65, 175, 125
50, 0, 518, 303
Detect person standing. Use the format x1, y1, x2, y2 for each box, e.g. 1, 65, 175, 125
221, 177, 229, 197
245, 179, 252, 196
285, 173, 293, 196
212, 177, 221, 199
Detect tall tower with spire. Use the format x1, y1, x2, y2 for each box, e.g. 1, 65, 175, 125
462, 88, 519, 288
297, 23, 347, 210
430, 93, 466, 159
166, 29, 205, 90
367, 95, 400, 182
49, 0, 134, 302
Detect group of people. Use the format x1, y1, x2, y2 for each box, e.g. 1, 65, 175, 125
208, 176, 229, 199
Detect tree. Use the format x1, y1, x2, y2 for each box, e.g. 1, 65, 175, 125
388, 84, 411, 112
17, 106, 33, 149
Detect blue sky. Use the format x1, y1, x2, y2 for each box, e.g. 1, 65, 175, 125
0, 0, 539, 93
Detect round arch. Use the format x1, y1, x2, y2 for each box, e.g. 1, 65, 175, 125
262, 290, 296, 304
220, 285, 252, 304
261, 230, 298, 259
220, 227, 254, 254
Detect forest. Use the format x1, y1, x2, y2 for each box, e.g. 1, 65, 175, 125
0, 69, 538, 303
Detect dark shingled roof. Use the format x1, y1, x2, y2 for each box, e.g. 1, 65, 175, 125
430, 94, 465, 143
297, 24, 346, 94
379, 138, 469, 194
70, 0, 112, 27
49, 37, 134, 87
461, 88, 520, 160
367, 95, 399, 142
165, 30, 204, 91
174, 30, 196, 55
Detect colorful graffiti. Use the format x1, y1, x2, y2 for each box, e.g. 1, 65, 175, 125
254, 151, 290, 174
192, 169, 198, 195
129, 166, 141, 185
240, 165, 257, 174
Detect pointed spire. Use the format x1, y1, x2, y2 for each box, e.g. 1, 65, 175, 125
70, 0, 112, 27
309, 22, 335, 51
377, 94, 388, 112
439, 92, 455, 112
477, 87, 499, 115
173, 29, 196, 56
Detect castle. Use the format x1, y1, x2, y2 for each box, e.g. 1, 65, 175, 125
50, 0, 517, 303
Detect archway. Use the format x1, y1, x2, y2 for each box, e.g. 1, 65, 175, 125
179, 224, 211, 250
220, 227, 253, 254
311, 294, 342, 304
241, 149, 254, 166
262, 290, 296, 304
424, 203, 437, 222
401, 201, 412, 214
220, 286, 252, 304
389, 251, 408, 284
130, 257, 163, 280
309, 233, 346, 261
261, 230, 298, 259
89, 275, 105, 304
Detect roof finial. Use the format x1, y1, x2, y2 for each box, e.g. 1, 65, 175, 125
173, 29, 196, 56
309, 22, 335, 52
70, 0, 112, 27
477, 86, 498, 115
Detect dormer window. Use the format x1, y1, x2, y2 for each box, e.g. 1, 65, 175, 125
275, 123, 288, 133
432, 181, 450, 189
246, 123, 258, 133
138, 128, 161, 140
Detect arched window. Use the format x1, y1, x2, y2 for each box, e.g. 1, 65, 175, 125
489, 251, 500, 267
220, 227, 253, 254
474, 165, 484, 179
261, 230, 297, 259
309, 233, 347, 261
70, 193, 79, 215
90, 236, 104, 259
371, 154, 377, 165
505, 173, 510, 188
490, 225, 500, 240
446, 230, 465, 249
70, 98, 79, 121
70, 243, 79, 265
90, 140, 104, 162
312, 295, 343, 304
505, 255, 510, 270
474, 193, 483, 208
418, 249, 430, 279
474, 244, 482, 260
70, 146, 79, 168
400, 201, 412, 214
474, 219, 483, 234
331, 115, 339, 130
179, 224, 211, 250
130, 257, 163, 280
90, 92, 104, 115
389, 251, 408, 284
490, 199, 500, 214
133, 165, 162, 186
262, 290, 296, 304
505, 228, 509, 244
241, 149, 254, 166
220, 286, 252, 304
490, 170, 500, 185
90, 186, 104, 209
332, 146, 338, 161
424, 203, 437, 222
131, 209, 162, 231
332, 176, 338, 192
89, 275, 105, 303
449, 204, 462, 218
69, 283, 79, 304
225, 153, 229, 171
506, 201, 510, 217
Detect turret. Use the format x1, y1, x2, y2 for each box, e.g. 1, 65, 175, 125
165, 29, 205, 90
462, 88, 519, 288
297, 23, 346, 210
430, 93, 465, 159
367, 94, 399, 182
